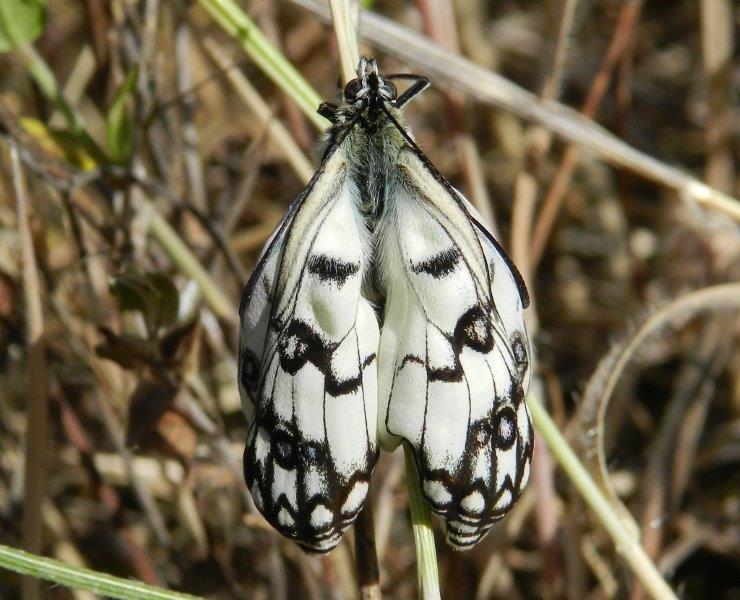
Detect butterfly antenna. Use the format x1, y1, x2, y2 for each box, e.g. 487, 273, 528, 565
389, 76, 430, 109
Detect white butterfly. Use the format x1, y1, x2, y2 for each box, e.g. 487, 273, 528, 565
238, 58, 532, 553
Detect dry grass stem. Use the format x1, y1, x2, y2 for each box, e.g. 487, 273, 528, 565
201, 37, 314, 183
9, 143, 48, 600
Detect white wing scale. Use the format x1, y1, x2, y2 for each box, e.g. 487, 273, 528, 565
239, 147, 379, 553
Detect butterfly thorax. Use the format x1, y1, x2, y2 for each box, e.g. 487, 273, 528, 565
329, 107, 404, 307
343, 107, 407, 220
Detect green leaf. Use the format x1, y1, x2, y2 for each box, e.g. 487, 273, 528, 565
0, 0, 47, 52
105, 68, 138, 163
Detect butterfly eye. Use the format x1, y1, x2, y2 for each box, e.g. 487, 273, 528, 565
344, 78, 364, 102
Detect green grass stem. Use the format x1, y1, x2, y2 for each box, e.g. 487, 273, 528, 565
195, 0, 326, 129
404, 445, 442, 600
0, 544, 203, 600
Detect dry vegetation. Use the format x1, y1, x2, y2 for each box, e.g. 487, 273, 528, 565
0, 0, 738, 598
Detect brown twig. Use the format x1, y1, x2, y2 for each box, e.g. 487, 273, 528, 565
354, 495, 381, 600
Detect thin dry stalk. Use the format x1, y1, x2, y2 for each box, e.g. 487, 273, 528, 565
53, 388, 161, 585
373, 457, 403, 561
355, 496, 381, 600
255, 1, 314, 150
175, 23, 208, 212
509, 2, 580, 594
510, 170, 539, 302
328, 0, 360, 84
416, 0, 497, 233
580, 535, 618, 598
631, 317, 733, 600
532, 432, 564, 597
475, 552, 520, 600
86, 359, 172, 553
9, 144, 48, 600
49, 45, 97, 130
222, 137, 267, 235
700, 0, 734, 193
42, 503, 97, 600
201, 37, 314, 184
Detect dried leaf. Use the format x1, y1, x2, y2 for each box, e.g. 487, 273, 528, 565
160, 319, 201, 374
95, 326, 158, 370
125, 378, 178, 447
156, 410, 197, 460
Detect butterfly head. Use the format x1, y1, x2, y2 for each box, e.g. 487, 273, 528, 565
343, 57, 397, 105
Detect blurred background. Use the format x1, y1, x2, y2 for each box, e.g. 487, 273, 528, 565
0, 0, 738, 598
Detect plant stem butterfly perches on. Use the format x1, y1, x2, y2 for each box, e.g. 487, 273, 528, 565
238, 58, 533, 553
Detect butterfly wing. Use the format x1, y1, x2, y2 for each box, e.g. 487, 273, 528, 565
377, 149, 532, 548
239, 147, 379, 553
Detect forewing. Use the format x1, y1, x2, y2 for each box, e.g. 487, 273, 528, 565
239, 148, 379, 552
377, 149, 532, 548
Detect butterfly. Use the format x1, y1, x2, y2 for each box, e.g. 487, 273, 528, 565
238, 57, 532, 553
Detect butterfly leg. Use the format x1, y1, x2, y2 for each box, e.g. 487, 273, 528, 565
318, 102, 340, 122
